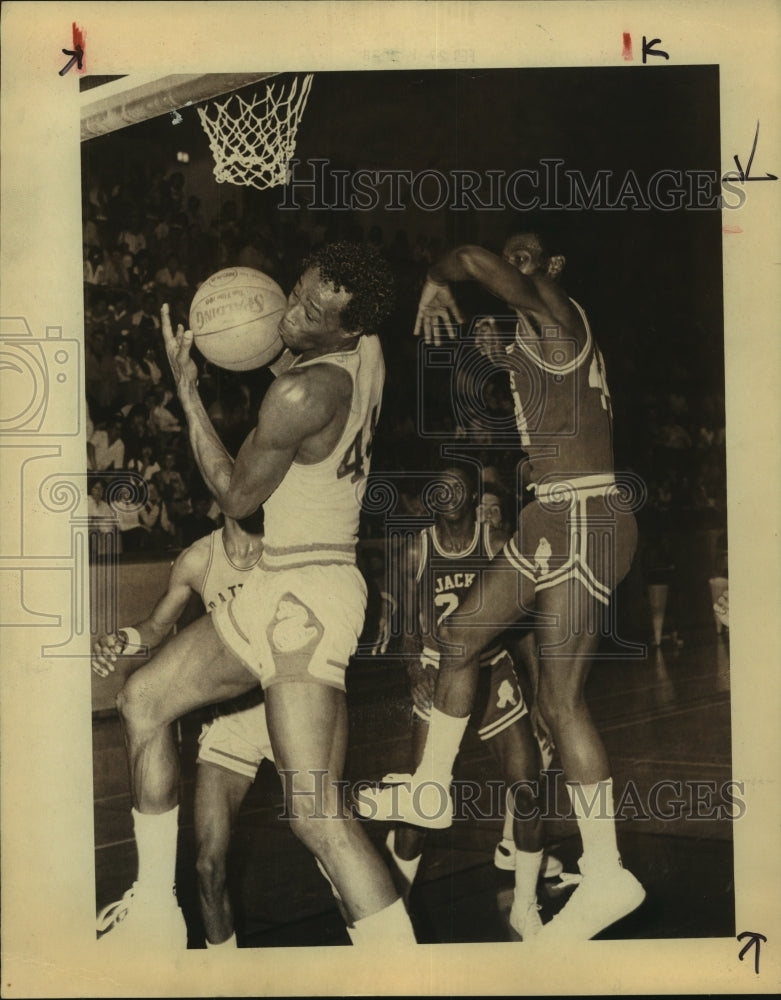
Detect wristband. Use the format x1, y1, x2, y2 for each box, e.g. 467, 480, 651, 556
379, 592, 397, 614
426, 276, 448, 287
118, 626, 143, 653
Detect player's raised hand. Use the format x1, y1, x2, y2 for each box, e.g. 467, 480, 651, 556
161, 303, 199, 388
413, 279, 465, 345
91, 631, 127, 677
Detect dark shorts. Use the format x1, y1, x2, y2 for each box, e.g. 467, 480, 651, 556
504, 475, 638, 606
414, 649, 528, 741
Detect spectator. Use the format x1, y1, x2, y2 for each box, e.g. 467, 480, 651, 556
85, 326, 119, 414
154, 449, 192, 541
128, 444, 162, 483
84, 246, 107, 285
114, 339, 145, 406
138, 345, 163, 387
114, 487, 150, 554
148, 387, 183, 449
155, 253, 189, 290
107, 292, 133, 342
117, 214, 147, 257
87, 482, 115, 532
179, 493, 218, 547
89, 415, 126, 471
138, 480, 176, 548
123, 405, 155, 467
132, 291, 161, 340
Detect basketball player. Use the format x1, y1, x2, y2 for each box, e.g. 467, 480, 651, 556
101, 242, 415, 949
358, 232, 645, 941
92, 514, 269, 948
383, 464, 551, 939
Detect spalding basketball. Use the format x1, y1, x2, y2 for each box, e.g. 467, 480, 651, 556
189, 267, 286, 371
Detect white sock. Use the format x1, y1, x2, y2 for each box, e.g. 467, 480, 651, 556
386, 830, 422, 891
205, 932, 237, 948
347, 897, 416, 946
566, 779, 621, 874
513, 849, 543, 910
133, 806, 179, 898
414, 707, 468, 787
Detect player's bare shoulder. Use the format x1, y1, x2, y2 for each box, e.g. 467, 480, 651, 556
170, 533, 213, 590
272, 361, 354, 451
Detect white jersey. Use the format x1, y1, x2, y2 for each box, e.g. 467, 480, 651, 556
262, 335, 384, 568
199, 528, 261, 611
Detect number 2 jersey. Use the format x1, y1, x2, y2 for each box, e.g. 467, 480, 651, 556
415, 519, 506, 668
262, 334, 385, 567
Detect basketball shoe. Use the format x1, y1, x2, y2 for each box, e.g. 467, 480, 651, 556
509, 900, 544, 941
96, 882, 188, 950
355, 773, 453, 830
536, 858, 645, 940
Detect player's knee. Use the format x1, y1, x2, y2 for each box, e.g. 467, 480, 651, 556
116, 673, 159, 731
537, 682, 582, 732
287, 797, 349, 858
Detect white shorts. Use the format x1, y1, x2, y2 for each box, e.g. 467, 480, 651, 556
197, 700, 274, 781
212, 560, 367, 692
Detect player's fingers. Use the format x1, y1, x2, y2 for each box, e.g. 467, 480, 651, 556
160, 303, 174, 342
413, 310, 424, 338
178, 326, 194, 358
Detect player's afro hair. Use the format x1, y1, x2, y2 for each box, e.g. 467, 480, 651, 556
304, 241, 396, 335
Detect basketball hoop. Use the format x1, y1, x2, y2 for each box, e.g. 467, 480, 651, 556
197, 74, 313, 190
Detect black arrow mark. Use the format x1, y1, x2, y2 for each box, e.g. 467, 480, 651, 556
737, 930, 767, 975
59, 44, 83, 76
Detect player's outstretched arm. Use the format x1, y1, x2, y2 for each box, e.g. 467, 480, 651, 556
430, 245, 547, 313
90, 543, 203, 677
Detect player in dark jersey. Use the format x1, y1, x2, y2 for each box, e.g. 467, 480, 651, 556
384, 464, 556, 940
359, 232, 645, 941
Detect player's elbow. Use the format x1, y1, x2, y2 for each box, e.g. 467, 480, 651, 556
221, 495, 257, 520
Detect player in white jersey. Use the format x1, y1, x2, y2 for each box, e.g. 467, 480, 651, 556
101, 242, 415, 950
380, 465, 555, 939
92, 514, 270, 947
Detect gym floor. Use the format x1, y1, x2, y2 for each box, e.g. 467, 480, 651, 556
93, 621, 734, 947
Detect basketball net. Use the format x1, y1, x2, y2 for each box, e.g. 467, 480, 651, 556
197, 74, 314, 190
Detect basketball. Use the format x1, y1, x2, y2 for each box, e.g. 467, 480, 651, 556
189, 267, 286, 371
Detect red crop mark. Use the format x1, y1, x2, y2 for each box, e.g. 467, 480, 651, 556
622, 32, 633, 60
72, 22, 86, 71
